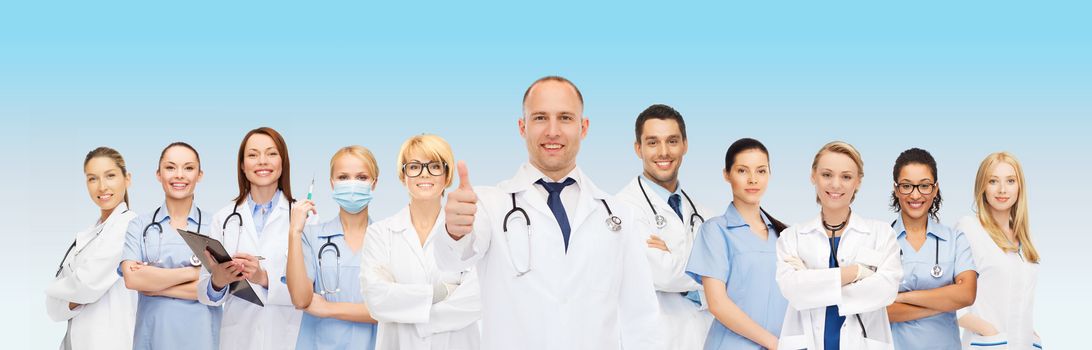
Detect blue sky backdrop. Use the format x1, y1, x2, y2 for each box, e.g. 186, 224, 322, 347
2, 1, 1089, 348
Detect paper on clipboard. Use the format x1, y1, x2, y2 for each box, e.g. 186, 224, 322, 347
177, 229, 265, 307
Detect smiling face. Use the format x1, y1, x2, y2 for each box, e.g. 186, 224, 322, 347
402, 150, 447, 201
241, 133, 282, 189
985, 161, 1019, 213
811, 151, 862, 210
635, 118, 687, 190
85, 156, 130, 211
894, 163, 936, 221
725, 149, 769, 206
519, 80, 588, 180
157, 145, 202, 201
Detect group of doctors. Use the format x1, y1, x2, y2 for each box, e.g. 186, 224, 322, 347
46, 75, 1042, 350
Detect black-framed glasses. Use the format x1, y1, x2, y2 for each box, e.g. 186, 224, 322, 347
403, 161, 448, 178
895, 182, 936, 195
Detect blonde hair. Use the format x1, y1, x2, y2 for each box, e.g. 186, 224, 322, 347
973, 152, 1039, 263
330, 145, 379, 184
811, 141, 864, 203
396, 134, 455, 187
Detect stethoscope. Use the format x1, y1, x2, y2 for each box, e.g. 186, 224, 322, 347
143, 206, 203, 267
55, 209, 130, 277
317, 236, 341, 295
222, 200, 291, 253
892, 220, 943, 278
502, 191, 623, 277
635, 177, 704, 231
823, 212, 869, 339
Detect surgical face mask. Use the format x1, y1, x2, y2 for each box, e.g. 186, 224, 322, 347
332, 180, 373, 214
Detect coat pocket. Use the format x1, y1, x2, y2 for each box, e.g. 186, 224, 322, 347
968, 332, 1009, 349
778, 334, 810, 350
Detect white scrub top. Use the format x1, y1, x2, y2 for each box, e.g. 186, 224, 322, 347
955, 216, 1041, 349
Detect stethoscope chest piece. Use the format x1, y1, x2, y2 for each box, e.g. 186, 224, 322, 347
654, 214, 667, 229
930, 264, 943, 278
190, 255, 202, 267
606, 215, 623, 232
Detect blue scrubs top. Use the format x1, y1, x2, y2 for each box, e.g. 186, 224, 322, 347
891, 218, 976, 350
122, 203, 221, 350
294, 218, 377, 350
686, 203, 788, 350
824, 236, 844, 350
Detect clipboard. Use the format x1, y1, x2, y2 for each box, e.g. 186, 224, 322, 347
177, 229, 265, 307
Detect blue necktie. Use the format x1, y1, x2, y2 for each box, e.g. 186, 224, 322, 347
668, 193, 684, 222
537, 178, 576, 251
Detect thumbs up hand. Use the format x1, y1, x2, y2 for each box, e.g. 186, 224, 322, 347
445, 161, 478, 239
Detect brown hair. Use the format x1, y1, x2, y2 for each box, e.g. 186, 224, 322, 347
84, 146, 130, 206
234, 127, 293, 206
634, 104, 687, 141
158, 141, 201, 171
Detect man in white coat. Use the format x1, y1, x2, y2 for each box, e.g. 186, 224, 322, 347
436, 76, 662, 350
614, 104, 714, 350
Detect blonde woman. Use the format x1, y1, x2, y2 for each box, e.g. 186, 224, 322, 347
955, 152, 1041, 349
46, 147, 139, 350
362, 134, 481, 350
775, 141, 902, 350
288, 145, 380, 349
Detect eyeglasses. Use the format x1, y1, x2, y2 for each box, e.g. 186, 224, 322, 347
895, 182, 936, 195
403, 161, 447, 178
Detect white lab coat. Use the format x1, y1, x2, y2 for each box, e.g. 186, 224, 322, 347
361, 206, 481, 350
435, 163, 662, 350
45, 203, 138, 350
615, 176, 714, 350
775, 213, 903, 350
197, 193, 303, 350
955, 216, 1040, 349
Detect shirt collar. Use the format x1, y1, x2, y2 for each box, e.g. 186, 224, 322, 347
495, 162, 611, 200
638, 174, 682, 202
154, 201, 201, 225
720, 202, 774, 229
248, 189, 281, 216
893, 216, 949, 241
316, 215, 375, 238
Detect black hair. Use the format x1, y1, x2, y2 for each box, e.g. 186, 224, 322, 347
634, 104, 687, 142
890, 147, 943, 221
724, 137, 788, 235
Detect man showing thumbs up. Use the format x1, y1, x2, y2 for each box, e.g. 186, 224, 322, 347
436, 76, 661, 350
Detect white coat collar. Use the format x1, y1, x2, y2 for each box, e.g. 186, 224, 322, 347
236, 191, 290, 240
497, 162, 610, 200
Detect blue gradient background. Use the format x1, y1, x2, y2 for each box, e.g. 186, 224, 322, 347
2, 1, 1089, 348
